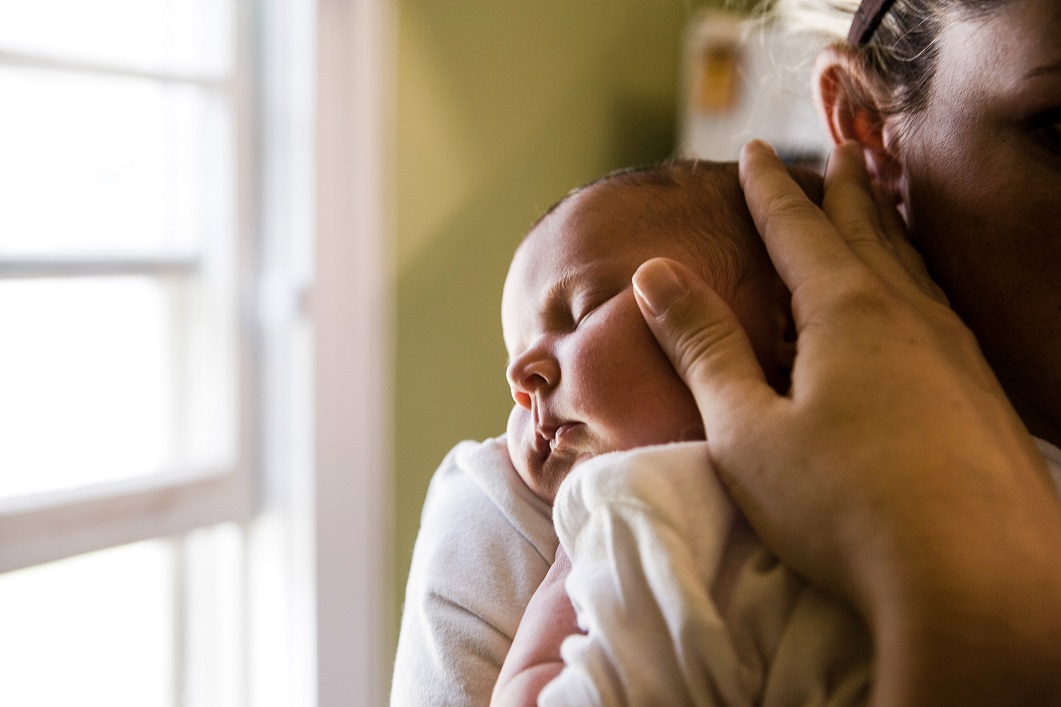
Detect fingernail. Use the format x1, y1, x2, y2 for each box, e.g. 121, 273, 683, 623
633, 259, 687, 317
746, 139, 778, 157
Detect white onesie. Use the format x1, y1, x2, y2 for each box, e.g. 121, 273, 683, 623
391, 437, 557, 706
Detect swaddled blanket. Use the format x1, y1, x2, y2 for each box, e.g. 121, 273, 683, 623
541, 441, 872, 706
541, 438, 1061, 706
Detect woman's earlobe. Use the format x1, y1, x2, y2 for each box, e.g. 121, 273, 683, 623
871, 122, 908, 211
813, 45, 905, 201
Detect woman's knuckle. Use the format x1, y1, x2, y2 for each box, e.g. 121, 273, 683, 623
759, 192, 813, 232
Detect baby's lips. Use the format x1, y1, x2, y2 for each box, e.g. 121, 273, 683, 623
551, 423, 573, 450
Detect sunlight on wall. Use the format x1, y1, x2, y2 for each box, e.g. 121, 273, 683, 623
394, 12, 481, 272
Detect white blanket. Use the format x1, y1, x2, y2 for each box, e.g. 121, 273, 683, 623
543, 441, 872, 706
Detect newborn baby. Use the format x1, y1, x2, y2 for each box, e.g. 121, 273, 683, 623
495, 160, 871, 706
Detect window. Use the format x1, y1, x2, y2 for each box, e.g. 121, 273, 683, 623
0, 0, 250, 569
0, 1, 304, 705
0, 1, 393, 704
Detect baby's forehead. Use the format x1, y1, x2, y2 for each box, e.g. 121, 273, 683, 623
512, 188, 648, 269
526, 180, 683, 242
520, 175, 746, 260
506, 162, 782, 292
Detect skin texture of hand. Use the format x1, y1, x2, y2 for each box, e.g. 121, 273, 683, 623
491, 545, 579, 707
631, 140, 1061, 706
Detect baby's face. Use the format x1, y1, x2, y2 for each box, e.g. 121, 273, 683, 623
502, 188, 710, 503
503, 185, 793, 503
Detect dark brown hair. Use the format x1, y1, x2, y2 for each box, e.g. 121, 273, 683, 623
776, 0, 1011, 118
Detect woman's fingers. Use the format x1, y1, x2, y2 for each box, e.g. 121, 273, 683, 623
821, 142, 935, 300
632, 258, 777, 444
870, 182, 950, 304
743, 139, 947, 307
738, 140, 857, 294
821, 141, 895, 257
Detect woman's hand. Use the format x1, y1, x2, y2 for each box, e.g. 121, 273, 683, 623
491, 545, 579, 707
632, 140, 1061, 705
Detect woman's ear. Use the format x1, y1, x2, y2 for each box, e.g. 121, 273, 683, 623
813, 45, 905, 206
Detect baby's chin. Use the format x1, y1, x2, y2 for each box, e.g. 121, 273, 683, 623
506, 407, 561, 503
506, 437, 575, 506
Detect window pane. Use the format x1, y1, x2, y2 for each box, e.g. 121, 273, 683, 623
0, 277, 178, 497
0, 540, 175, 707
0, 67, 231, 257
184, 523, 244, 707
0, 0, 233, 76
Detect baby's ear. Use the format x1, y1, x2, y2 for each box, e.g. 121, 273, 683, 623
764, 279, 797, 395
813, 44, 904, 200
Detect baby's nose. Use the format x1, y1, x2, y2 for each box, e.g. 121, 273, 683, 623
511, 389, 532, 410
506, 347, 559, 408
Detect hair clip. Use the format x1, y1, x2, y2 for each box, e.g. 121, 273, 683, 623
848, 0, 898, 46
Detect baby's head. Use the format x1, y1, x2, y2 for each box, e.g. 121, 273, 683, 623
503, 160, 809, 503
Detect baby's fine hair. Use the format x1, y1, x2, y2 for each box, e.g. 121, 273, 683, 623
532, 159, 818, 296
773, 0, 1009, 117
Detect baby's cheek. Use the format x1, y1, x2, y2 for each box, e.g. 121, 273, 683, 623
581, 306, 674, 383
506, 405, 527, 457
506, 405, 536, 483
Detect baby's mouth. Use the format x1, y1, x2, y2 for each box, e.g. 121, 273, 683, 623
549, 422, 579, 451
530, 429, 551, 461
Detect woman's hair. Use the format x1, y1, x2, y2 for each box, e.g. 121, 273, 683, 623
772, 0, 1009, 117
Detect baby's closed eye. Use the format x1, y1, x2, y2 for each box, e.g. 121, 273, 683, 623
572, 286, 626, 324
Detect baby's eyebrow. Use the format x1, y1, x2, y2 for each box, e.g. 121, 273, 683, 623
542, 270, 580, 307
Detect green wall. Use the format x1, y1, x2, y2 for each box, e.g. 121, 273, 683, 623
394, 0, 722, 625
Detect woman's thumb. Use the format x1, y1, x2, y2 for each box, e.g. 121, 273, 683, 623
632, 258, 772, 433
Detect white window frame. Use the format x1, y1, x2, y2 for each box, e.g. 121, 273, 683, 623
312, 0, 395, 704
0, 1, 259, 576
